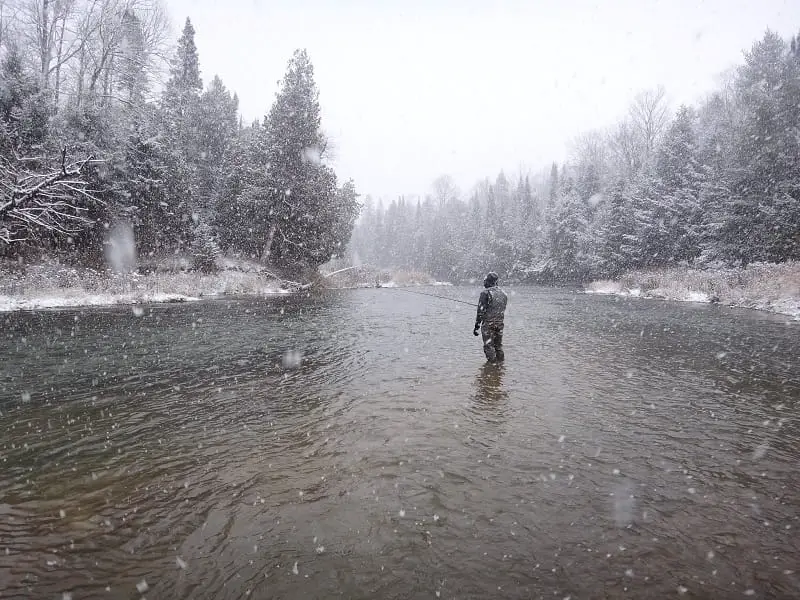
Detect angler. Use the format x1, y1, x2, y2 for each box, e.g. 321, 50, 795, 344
473, 272, 507, 363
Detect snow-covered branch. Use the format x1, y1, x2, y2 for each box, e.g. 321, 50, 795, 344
0, 146, 102, 244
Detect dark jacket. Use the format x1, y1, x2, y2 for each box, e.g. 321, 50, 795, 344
475, 285, 508, 327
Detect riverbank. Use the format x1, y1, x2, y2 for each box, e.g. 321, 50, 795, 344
320, 265, 451, 288
585, 262, 800, 319
0, 258, 293, 312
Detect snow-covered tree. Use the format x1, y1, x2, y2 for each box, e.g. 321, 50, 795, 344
649, 105, 705, 264
117, 117, 193, 255
196, 75, 239, 211
258, 49, 358, 269
161, 17, 203, 167
722, 30, 800, 264
191, 220, 220, 272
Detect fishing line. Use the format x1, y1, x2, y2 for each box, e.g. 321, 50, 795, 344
385, 286, 476, 307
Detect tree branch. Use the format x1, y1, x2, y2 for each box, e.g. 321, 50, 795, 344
0, 146, 103, 244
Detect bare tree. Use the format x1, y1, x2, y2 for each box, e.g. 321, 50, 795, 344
569, 130, 608, 200
77, 0, 169, 108
17, 0, 72, 90
0, 0, 13, 50
9, 0, 99, 109
570, 130, 607, 164
0, 145, 101, 243
6, 0, 168, 110
629, 86, 670, 158
135, 0, 169, 87
606, 119, 646, 182
432, 174, 458, 206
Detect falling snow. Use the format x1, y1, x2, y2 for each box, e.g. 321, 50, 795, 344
0, 20, 798, 600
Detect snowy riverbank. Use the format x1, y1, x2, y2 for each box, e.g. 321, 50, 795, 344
585, 262, 800, 319
320, 265, 452, 289
0, 259, 293, 312
378, 280, 452, 288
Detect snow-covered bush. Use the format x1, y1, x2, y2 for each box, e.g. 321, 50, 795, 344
191, 223, 221, 273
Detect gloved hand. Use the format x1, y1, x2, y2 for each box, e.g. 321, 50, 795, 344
473, 326, 480, 336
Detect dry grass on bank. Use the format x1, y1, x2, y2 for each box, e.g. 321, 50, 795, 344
0, 257, 292, 311
586, 262, 800, 318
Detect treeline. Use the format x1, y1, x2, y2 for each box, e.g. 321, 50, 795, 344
351, 29, 800, 283
0, 1, 358, 273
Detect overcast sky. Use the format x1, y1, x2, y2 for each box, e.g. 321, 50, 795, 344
165, 0, 799, 200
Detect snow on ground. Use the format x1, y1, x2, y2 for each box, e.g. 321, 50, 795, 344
684, 290, 711, 303
583, 280, 623, 295
0, 293, 198, 312
381, 280, 452, 288
0, 258, 294, 312
0, 287, 290, 312
585, 262, 800, 319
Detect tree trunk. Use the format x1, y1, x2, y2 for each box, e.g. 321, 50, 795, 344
39, 0, 52, 90
76, 46, 86, 109
101, 55, 113, 107
262, 222, 277, 262
53, 12, 67, 111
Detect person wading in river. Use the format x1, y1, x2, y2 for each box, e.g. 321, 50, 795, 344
473, 272, 507, 363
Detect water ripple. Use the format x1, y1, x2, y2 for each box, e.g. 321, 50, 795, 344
0, 289, 798, 598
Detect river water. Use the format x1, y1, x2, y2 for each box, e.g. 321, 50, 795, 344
1, 287, 798, 599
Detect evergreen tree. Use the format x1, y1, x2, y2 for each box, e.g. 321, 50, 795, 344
652, 105, 705, 263
117, 10, 148, 107
117, 117, 193, 256
0, 43, 49, 150
260, 49, 358, 269
197, 75, 239, 211
724, 30, 799, 263
161, 18, 203, 166
547, 189, 591, 280
164, 18, 203, 106
214, 122, 265, 254
548, 162, 559, 210
191, 221, 221, 272
597, 179, 643, 276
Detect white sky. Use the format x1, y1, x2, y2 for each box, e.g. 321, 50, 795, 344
165, 0, 799, 200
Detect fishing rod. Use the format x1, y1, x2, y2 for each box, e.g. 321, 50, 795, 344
323, 264, 475, 306
386, 286, 476, 307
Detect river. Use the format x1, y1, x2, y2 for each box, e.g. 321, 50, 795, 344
1, 287, 798, 599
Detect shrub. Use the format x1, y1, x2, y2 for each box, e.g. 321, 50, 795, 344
191, 223, 220, 274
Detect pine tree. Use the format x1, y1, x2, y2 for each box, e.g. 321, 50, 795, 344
117, 10, 148, 107
214, 122, 264, 254
547, 189, 591, 280
197, 75, 239, 211
260, 49, 358, 269
161, 18, 203, 164
118, 116, 193, 256
548, 163, 559, 210
597, 180, 642, 276
0, 43, 49, 150
722, 30, 800, 264
191, 221, 221, 272
165, 18, 203, 102
651, 105, 705, 263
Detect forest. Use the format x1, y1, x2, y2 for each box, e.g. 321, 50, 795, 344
0, 0, 358, 275
350, 29, 800, 283
2, 2, 798, 287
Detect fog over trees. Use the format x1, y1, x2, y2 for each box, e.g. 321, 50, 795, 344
351, 29, 800, 283
2, 5, 797, 285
